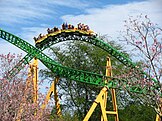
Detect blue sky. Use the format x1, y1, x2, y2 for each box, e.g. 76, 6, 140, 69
0, 0, 162, 55
0, 0, 147, 32
0, 0, 162, 77
0, 0, 161, 95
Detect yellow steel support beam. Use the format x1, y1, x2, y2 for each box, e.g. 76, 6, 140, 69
17, 59, 62, 120
110, 88, 118, 121
156, 99, 162, 121
101, 57, 119, 121
83, 87, 108, 121
32, 58, 38, 103
83, 57, 119, 121
54, 77, 62, 116
101, 57, 110, 121
16, 62, 34, 121
156, 114, 160, 121
41, 80, 55, 110
41, 77, 62, 117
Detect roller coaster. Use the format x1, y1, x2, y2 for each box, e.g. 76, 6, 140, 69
0, 24, 161, 121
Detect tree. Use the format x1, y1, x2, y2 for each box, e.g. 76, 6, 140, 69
40, 38, 134, 120
119, 103, 156, 121
120, 14, 162, 115
0, 53, 52, 121
39, 15, 161, 120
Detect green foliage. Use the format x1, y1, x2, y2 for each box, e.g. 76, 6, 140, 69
40, 38, 129, 120
119, 104, 156, 121
40, 38, 156, 120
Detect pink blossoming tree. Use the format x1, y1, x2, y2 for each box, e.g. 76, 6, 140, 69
119, 14, 162, 116
0, 53, 52, 121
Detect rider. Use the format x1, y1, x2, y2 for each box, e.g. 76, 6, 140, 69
65, 22, 68, 30
62, 23, 65, 30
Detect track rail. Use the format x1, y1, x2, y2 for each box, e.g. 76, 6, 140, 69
0, 28, 160, 96
5, 54, 32, 78
36, 31, 158, 83
36, 31, 136, 68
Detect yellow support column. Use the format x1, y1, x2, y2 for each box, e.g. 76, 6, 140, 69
156, 114, 160, 121
16, 62, 34, 121
156, 99, 162, 121
41, 77, 62, 117
101, 57, 119, 121
108, 57, 119, 121
101, 57, 110, 121
83, 87, 108, 121
83, 57, 119, 121
110, 89, 118, 121
54, 77, 62, 117
41, 81, 55, 110
32, 58, 38, 103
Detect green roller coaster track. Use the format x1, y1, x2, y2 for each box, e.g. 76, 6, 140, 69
0, 28, 160, 97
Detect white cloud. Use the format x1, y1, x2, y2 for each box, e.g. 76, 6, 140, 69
0, 0, 161, 95
1, 0, 162, 65
0, 0, 93, 55
0, 0, 91, 25
0, 1, 52, 25
0, 25, 48, 55
1, 0, 161, 56
20, 25, 48, 45
1, 0, 161, 58
0, 0, 96, 95
0, 41, 25, 55
46, 0, 90, 9
61, 0, 162, 41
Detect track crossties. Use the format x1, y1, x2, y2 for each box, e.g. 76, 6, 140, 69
0, 28, 160, 96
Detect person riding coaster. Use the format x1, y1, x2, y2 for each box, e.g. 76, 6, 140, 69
34, 23, 97, 43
